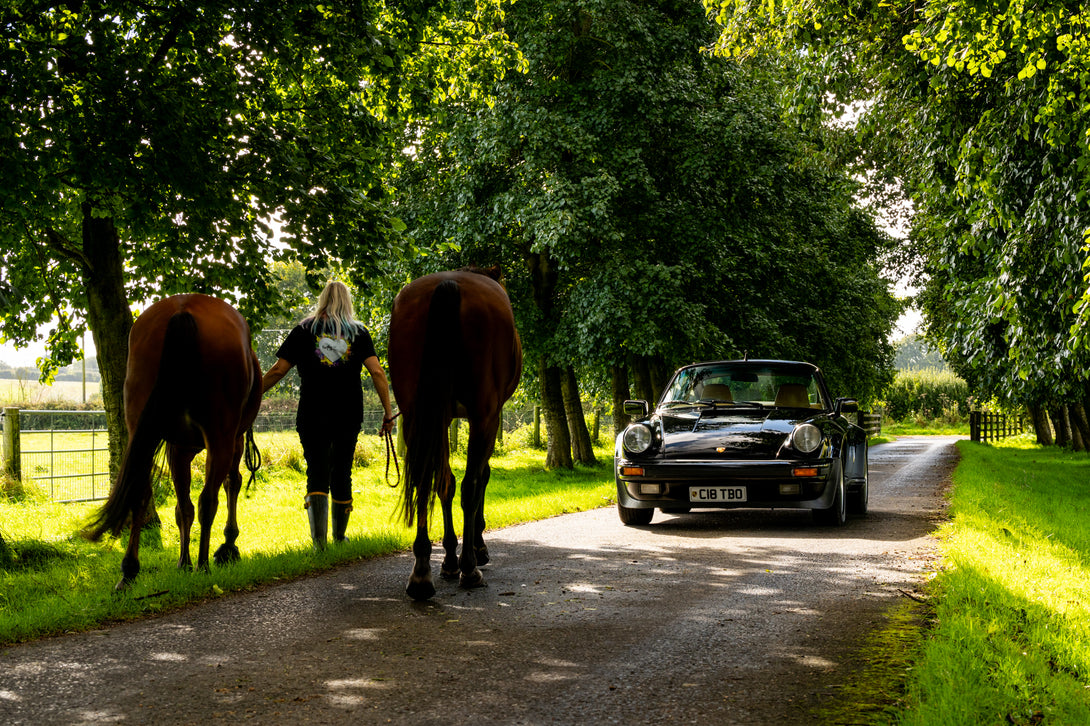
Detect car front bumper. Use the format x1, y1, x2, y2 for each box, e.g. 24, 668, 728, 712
615, 457, 838, 510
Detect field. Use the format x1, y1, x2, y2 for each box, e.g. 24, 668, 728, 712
0, 379, 100, 406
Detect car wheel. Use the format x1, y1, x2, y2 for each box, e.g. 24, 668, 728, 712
847, 446, 869, 516
814, 461, 847, 526
617, 502, 654, 525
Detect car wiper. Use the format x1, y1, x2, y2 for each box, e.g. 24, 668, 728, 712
661, 400, 700, 409
694, 398, 736, 407
733, 400, 766, 408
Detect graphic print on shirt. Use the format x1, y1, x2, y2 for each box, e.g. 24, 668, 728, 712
317, 335, 350, 366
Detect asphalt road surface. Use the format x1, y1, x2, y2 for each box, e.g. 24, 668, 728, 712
0, 435, 960, 725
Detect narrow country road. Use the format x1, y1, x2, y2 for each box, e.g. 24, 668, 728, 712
0, 436, 960, 725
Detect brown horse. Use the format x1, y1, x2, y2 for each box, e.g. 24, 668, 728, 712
86, 294, 263, 590
388, 268, 523, 600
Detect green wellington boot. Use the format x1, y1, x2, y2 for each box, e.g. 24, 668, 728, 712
304, 493, 328, 551
331, 499, 353, 543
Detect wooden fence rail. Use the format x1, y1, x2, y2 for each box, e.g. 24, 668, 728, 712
970, 410, 1023, 444
857, 410, 882, 437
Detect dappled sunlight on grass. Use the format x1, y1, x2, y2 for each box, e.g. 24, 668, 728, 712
900, 439, 1090, 725
0, 435, 617, 645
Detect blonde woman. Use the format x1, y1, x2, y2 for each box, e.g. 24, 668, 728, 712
262, 281, 395, 549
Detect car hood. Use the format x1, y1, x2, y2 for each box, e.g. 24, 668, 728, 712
657, 408, 810, 459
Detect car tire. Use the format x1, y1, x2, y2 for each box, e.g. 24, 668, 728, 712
847, 446, 869, 515
617, 502, 654, 525
814, 460, 847, 526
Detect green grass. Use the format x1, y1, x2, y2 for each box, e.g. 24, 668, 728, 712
0, 432, 615, 647
896, 435, 1090, 725
881, 420, 969, 437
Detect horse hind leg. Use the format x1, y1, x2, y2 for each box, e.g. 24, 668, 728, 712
168, 444, 197, 572
438, 457, 460, 580
214, 439, 245, 566
406, 506, 436, 601
458, 417, 499, 590
473, 461, 491, 566
195, 446, 232, 572
116, 507, 145, 591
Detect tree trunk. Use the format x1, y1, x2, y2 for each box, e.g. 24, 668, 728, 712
80, 207, 132, 480
526, 250, 572, 469
611, 363, 631, 440
648, 355, 668, 403
80, 208, 160, 531
540, 357, 572, 470
1049, 406, 1071, 448
630, 355, 655, 402
1029, 405, 1054, 446
1070, 402, 1090, 453
561, 366, 596, 465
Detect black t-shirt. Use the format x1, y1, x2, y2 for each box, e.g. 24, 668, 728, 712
276, 321, 378, 433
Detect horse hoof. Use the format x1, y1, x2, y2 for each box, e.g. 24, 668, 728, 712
459, 569, 486, 590
406, 577, 436, 601
440, 560, 459, 580
213, 544, 240, 565
114, 578, 134, 592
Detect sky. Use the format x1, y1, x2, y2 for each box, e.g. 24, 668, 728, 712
0, 336, 96, 368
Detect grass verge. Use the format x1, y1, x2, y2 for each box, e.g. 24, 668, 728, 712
0, 434, 615, 647
895, 435, 1090, 725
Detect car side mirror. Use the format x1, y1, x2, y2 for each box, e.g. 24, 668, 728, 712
835, 398, 858, 415
623, 399, 650, 417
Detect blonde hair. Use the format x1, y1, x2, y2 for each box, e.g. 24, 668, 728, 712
305, 281, 360, 341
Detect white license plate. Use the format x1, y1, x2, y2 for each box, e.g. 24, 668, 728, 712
689, 486, 747, 503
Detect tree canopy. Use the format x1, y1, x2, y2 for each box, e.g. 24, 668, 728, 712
397, 0, 899, 465
0, 0, 513, 470
706, 0, 1090, 444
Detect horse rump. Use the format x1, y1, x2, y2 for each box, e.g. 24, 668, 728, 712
400, 278, 462, 526
85, 310, 200, 540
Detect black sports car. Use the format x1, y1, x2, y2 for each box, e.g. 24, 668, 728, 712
614, 359, 869, 526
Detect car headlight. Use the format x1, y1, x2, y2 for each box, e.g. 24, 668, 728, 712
622, 423, 654, 454
792, 423, 823, 453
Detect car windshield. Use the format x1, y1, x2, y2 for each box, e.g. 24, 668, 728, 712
660, 363, 828, 410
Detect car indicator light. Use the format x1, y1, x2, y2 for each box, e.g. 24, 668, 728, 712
793, 467, 818, 477
621, 466, 645, 477
639, 483, 663, 495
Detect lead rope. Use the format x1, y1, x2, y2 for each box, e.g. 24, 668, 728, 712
243, 427, 262, 495
383, 411, 402, 487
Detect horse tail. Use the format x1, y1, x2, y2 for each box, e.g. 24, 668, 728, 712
86, 311, 199, 540
401, 279, 461, 526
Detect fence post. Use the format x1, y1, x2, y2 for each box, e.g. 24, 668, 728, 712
970, 411, 980, 442
2, 408, 20, 481
592, 409, 600, 444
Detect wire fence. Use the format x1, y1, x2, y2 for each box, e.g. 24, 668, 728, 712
2, 403, 551, 503
7, 409, 111, 503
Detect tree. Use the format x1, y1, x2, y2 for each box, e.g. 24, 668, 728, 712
398, 0, 898, 467
706, 0, 1090, 444
0, 1, 511, 473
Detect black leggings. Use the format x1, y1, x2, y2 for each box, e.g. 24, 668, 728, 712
298, 428, 359, 501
